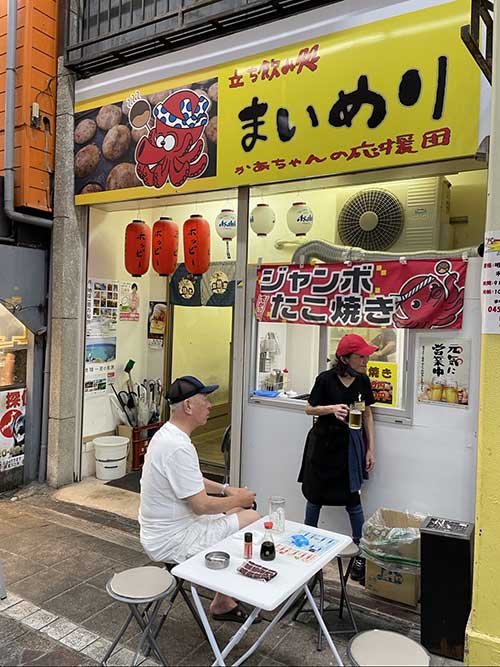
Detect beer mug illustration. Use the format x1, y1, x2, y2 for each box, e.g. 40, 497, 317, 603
445, 379, 458, 404
430, 375, 445, 402
348, 404, 362, 429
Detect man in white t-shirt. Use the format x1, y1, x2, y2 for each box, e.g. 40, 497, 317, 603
139, 375, 260, 623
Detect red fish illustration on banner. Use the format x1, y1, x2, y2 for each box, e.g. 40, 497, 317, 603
392, 260, 464, 328
129, 90, 210, 189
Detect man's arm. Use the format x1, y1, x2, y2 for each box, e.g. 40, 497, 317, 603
187, 486, 256, 516
203, 477, 227, 495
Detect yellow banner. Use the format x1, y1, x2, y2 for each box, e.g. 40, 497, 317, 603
368, 362, 398, 408
75, 0, 479, 205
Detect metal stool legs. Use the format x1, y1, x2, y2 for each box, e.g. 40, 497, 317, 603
101, 598, 167, 666
294, 559, 358, 651
316, 556, 358, 651
152, 571, 209, 645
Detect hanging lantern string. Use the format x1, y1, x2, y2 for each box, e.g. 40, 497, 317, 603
226, 240, 231, 260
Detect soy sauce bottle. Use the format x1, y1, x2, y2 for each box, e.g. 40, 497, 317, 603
260, 521, 276, 561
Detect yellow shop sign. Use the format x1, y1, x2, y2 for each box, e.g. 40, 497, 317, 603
74, 0, 480, 204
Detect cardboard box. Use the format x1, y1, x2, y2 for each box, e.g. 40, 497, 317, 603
366, 560, 420, 607
363, 508, 422, 607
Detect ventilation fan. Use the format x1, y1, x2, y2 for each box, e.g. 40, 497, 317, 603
337, 189, 404, 251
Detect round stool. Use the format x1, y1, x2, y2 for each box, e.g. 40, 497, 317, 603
348, 629, 431, 666
102, 566, 176, 667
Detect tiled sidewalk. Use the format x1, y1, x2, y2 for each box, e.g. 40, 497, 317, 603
0, 489, 460, 666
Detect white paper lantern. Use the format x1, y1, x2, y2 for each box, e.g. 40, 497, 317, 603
287, 202, 314, 236
250, 204, 276, 237
215, 209, 237, 241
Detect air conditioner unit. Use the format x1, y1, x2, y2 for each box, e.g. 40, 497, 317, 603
334, 176, 451, 252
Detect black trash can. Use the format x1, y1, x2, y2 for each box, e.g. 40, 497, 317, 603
420, 516, 474, 661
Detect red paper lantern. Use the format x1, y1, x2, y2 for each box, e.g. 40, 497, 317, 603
183, 214, 210, 275
152, 217, 179, 276
125, 219, 151, 277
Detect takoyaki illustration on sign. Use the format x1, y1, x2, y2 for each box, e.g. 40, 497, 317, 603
393, 260, 464, 329
126, 89, 211, 189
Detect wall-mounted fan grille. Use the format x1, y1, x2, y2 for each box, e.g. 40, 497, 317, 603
337, 189, 404, 250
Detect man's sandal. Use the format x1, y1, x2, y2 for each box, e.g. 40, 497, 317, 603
211, 603, 262, 624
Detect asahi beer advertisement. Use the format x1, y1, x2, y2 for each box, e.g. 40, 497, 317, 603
417, 338, 471, 407
0, 388, 26, 472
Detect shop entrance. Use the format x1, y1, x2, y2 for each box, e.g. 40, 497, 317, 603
171, 304, 233, 481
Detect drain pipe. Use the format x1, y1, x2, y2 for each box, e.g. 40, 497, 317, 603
4, 0, 52, 233
37, 251, 52, 483
6, 0, 53, 481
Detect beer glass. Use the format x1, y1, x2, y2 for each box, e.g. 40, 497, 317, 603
348, 405, 362, 429
430, 375, 444, 402
269, 496, 286, 533
445, 379, 458, 403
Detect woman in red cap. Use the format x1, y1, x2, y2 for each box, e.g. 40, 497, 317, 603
298, 333, 377, 583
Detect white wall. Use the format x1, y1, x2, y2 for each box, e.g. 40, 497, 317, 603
241, 258, 481, 531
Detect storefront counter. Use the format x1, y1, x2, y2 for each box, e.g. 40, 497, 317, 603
241, 259, 482, 534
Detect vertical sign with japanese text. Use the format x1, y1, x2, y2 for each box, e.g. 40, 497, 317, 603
481, 232, 500, 334
0, 388, 26, 472
417, 337, 470, 407
74, 0, 481, 204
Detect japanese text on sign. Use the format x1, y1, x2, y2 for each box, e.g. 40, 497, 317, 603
254, 260, 467, 330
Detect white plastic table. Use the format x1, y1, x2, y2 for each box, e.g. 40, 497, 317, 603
172, 517, 351, 666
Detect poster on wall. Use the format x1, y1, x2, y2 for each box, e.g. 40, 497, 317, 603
120, 282, 140, 321
0, 387, 26, 472
84, 337, 116, 397
417, 338, 470, 407
148, 301, 167, 349
73, 76, 218, 197
481, 232, 500, 334
86, 279, 119, 336
255, 260, 467, 329
368, 362, 398, 408
74, 0, 482, 204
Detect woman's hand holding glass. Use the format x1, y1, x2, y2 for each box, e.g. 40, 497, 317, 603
328, 404, 349, 421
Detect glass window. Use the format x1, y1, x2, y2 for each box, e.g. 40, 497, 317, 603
328, 326, 410, 416
0, 305, 28, 390
254, 321, 320, 398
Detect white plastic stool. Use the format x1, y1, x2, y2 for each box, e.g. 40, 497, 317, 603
102, 566, 176, 666
348, 629, 431, 666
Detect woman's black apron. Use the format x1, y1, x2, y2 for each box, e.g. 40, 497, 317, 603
298, 418, 363, 507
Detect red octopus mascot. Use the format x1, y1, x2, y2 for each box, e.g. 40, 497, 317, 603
134, 90, 210, 189
393, 261, 464, 329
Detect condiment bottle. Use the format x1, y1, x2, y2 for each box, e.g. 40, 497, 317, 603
260, 521, 276, 561
244, 532, 253, 559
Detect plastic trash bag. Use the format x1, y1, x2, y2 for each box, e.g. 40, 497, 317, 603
360, 507, 425, 573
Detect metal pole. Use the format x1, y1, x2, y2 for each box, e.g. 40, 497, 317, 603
467, 13, 500, 666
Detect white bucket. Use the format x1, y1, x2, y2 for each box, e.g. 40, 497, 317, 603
93, 436, 129, 481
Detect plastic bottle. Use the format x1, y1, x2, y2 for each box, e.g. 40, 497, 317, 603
260, 521, 276, 561
282, 368, 289, 392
